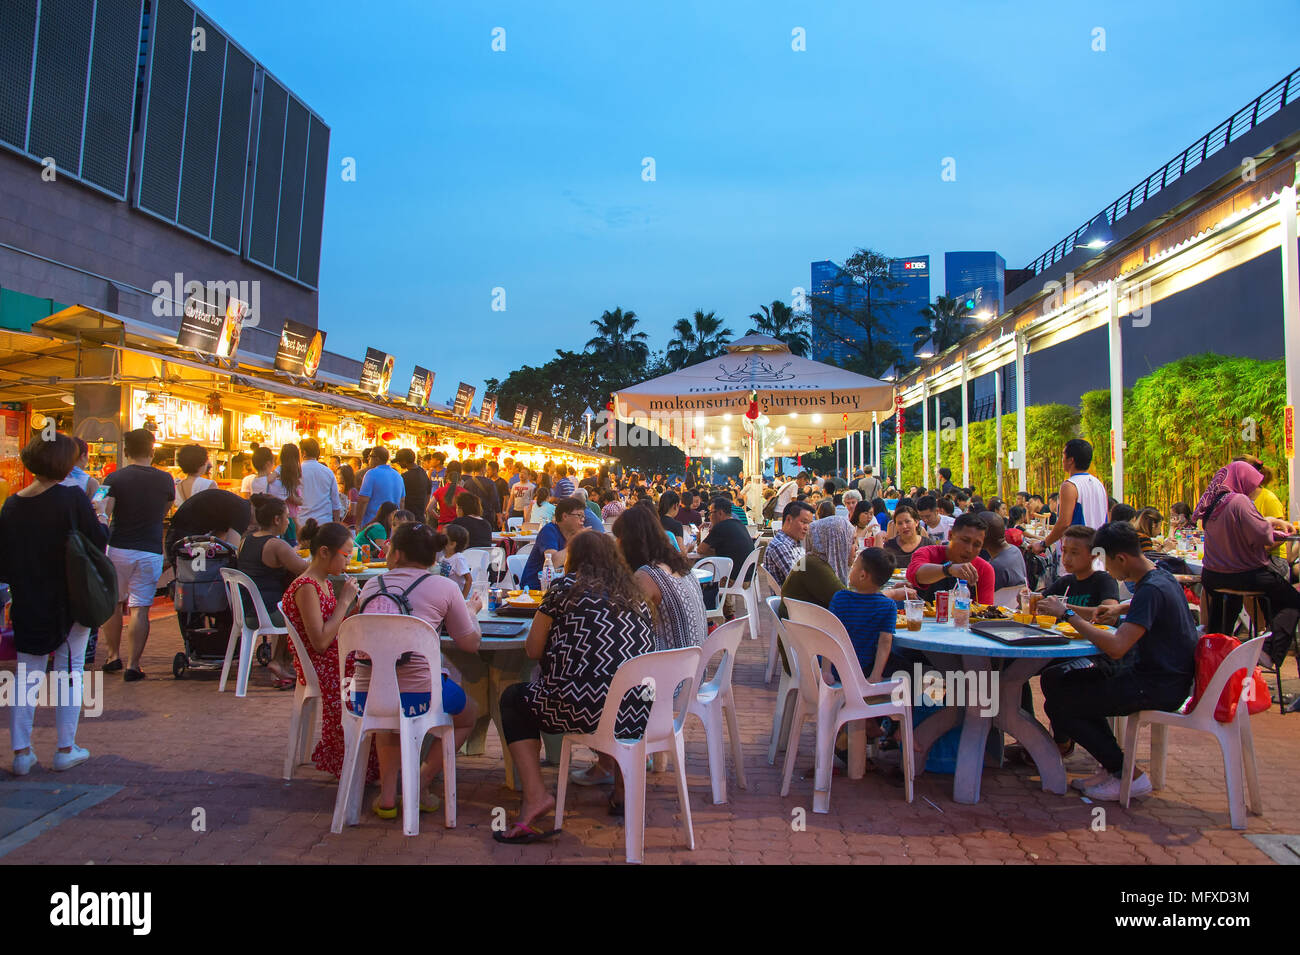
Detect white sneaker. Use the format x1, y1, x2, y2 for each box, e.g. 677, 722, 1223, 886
1085, 771, 1152, 802
51, 745, 89, 772
12, 751, 38, 776
1071, 769, 1111, 791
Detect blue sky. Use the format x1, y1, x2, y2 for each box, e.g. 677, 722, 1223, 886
202, 0, 1300, 401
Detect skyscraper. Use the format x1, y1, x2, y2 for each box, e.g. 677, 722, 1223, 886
945, 251, 1006, 319
887, 255, 931, 346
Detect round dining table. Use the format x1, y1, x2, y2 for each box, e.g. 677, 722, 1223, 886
440, 608, 543, 790
891, 619, 1097, 804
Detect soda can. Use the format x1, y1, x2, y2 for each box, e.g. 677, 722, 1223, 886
488, 588, 500, 612
935, 589, 950, 625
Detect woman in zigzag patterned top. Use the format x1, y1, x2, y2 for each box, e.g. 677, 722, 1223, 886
495, 531, 654, 844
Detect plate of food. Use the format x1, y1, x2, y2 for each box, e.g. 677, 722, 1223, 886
366, 561, 387, 568
344, 562, 365, 573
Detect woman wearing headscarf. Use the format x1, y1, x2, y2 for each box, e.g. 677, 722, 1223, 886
1197, 460, 1298, 665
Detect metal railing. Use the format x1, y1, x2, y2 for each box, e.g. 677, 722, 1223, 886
1026, 67, 1299, 276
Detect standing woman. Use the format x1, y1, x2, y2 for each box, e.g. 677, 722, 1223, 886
174, 444, 216, 507
269, 444, 304, 534
495, 532, 654, 842
281, 520, 372, 781
61, 437, 100, 500
1, 434, 108, 774
430, 463, 463, 527
338, 464, 359, 527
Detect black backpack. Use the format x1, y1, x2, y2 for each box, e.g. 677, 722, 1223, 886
356, 572, 434, 615
66, 529, 118, 628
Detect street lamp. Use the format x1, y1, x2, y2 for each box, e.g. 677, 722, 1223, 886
1076, 213, 1114, 250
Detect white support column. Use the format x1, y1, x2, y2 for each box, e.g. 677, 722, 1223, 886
960, 362, 970, 488
1282, 185, 1300, 519
934, 396, 941, 479
921, 382, 930, 490
1015, 332, 1028, 493
1108, 280, 1124, 503
873, 412, 880, 473
895, 407, 902, 489
994, 367, 1003, 498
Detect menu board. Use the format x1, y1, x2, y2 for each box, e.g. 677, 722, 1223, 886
359, 347, 395, 396
407, 366, 434, 408
528, 410, 542, 432
275, 319, 325, 378
550, 416, 562, 438
453, 382, 476, 417
178, 293, 246, 358
479, 394, 497, 424
512, 404, 528, 429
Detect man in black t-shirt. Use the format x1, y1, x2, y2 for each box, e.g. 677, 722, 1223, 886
100, 429, 175, 680
694, 495, 754, 586
487, 461, 510, 523
1038, 522, 1197, 802
395, 449, 431, 521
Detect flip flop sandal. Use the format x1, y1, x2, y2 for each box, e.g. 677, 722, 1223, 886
372, 798, 398, 819
272, 677, 296, 690
123, 668, 146, 682
102, 659, 123, 673
493, 822, 559, 844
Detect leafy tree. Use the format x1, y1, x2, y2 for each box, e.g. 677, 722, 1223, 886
585, 307, 649, 369
666, 309, 733, 369
747, 300, 811, 356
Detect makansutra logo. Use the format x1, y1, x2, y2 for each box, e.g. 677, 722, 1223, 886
49, 886, 151, 935
713, 356, 795, 383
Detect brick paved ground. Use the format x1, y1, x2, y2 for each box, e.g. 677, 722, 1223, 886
2, 603, 1297, 865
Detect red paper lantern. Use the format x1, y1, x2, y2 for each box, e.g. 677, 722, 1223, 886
381, 431, 395, 442
491, 446, 502, 457
468, 443, 477, 453
455, 441, 467, 451
745, 389, 759, 420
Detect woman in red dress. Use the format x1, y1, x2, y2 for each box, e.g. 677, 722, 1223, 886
282, 519, 378, 782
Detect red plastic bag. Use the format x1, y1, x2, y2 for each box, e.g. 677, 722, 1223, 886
1186, 634, 1270, 722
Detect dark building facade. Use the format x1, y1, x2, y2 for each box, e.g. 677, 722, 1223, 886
0, 0, 329, 361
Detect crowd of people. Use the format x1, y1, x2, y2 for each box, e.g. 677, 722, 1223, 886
0, 427, 1291, 834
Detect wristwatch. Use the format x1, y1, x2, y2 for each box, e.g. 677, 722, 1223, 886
941, 561, 953, 577
1063, 608, 1077, 620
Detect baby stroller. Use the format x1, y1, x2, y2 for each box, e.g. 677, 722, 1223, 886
170, 534, 241, 679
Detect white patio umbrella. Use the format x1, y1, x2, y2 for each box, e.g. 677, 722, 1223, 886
612, 334, 893, 507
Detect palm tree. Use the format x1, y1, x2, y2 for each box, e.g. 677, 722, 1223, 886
666, 309, 733, 369
913, 295, 975, 356
747, 300, 811, 356
586, 307, 649, 367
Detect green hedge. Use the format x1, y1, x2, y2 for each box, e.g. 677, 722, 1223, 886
884, 353, 1287, 513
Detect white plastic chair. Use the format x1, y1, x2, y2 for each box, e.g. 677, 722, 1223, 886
1120, 636, 1264, 829
555, 647, 702, 863
764, 596, 801, 766
506, 554, 529, 588
330, 615, 458, 836
707, 548, 759, 636
780, 600, 915, 812
462, 547, 493, 584
218, 568, 288, 697
692, 556, 732, 588
685, 619, 747, 804
753, 565, 783, 684
279, 601, 321, 781
516, 542, 534, 559
507, 517, 523, 531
